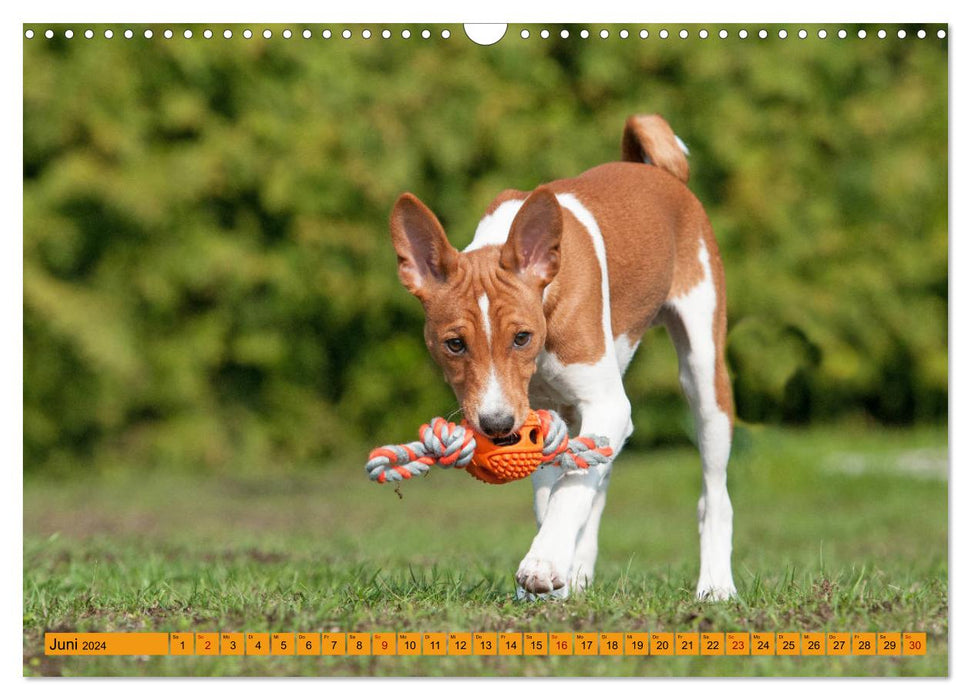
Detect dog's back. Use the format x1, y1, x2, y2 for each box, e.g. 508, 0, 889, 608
489, 115, 723, 349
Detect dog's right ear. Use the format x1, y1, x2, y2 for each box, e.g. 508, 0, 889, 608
390, 193, 459, 299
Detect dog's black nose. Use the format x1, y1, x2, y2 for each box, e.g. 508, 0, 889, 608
478, 412, 515, 438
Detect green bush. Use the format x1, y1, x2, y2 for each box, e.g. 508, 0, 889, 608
23, 24, 947, 472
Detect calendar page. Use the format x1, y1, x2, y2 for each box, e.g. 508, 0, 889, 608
22, 19, 948, 679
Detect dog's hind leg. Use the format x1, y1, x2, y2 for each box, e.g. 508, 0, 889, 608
662, 235, 737, 601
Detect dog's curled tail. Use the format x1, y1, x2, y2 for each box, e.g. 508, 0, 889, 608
621, 114, 690, 184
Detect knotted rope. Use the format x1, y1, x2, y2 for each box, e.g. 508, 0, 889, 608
365, 409, 613, 484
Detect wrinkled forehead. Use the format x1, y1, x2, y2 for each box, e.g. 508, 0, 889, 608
423, 248, 540, 325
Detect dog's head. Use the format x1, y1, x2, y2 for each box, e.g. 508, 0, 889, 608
390, 189, 562, 438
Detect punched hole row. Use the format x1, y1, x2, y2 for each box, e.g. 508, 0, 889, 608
24, 27, 947, 41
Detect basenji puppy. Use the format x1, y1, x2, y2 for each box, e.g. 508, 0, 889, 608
390, 114, 736, 601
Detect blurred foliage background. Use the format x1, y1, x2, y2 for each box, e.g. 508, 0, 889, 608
23, 24, 947, 474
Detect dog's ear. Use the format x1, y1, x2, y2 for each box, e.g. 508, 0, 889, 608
390, 193, 459, 299
500, 187, 562, 287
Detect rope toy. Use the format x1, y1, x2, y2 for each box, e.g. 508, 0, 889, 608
365, 409, 613, 485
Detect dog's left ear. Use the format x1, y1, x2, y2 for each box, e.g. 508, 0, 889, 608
500, 187, 562, 287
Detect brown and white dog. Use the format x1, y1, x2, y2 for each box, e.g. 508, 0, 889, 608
390, 114, 736, 601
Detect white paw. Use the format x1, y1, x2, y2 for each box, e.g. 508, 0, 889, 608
516, 556, 568, 595
696, 581, 737, 601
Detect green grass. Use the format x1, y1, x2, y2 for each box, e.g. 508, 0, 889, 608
23, 423, 948, 676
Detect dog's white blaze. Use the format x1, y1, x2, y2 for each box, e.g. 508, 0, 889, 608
478, 366, 510, 418
477, 293, 492, 343
473, 293, 510, 420
465, 200, 524, 251
666, 238, 735, 600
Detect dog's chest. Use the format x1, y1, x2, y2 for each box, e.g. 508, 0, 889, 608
529, 347, 616, 403
528, 351, 572, 408
530, 330, 641, 411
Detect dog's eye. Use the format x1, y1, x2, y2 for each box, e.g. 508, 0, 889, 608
513, 331, 532, 348
444, 338, 467, 355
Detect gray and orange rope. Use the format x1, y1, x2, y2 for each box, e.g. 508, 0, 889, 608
365, 409, 613, 484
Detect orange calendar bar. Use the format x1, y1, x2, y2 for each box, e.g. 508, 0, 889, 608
827, 632, 850, 656
726, 632, 749, 655
196, 632, 219, 656
398, 632, 421, 656
448, 632, 472, 655
903, 632, 926, 655
347, 632, 370, 655
600, 633, 623, 656
574, 632, 597, 655
777, 632, 800, 656
246, 633, 269, 656
40, 630, 929, 657
701, 632, 724, 656
372, 632, 395, 655
220, 633, 244, 656
499, 632, 523, 655
271, 633, 295, 655
473, 632, 497, 655
853, 632, 876, 655
296, 633, 319, 656
423, 633, 447, 655
751, 632, 774, 656
523, 632, 550, 656
321, 633, 346, 655
550, 632, 573, 655
675, 632, 699, 655
651, 632, 674, 656
45, 633, 169, 656
802, 632, 825, 656
524, 632, 547, 655
878, 632, 901, 656
170, 632, 193, 655
625, 632, 650, 655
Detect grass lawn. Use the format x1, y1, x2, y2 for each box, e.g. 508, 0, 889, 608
23, 423, 947, 677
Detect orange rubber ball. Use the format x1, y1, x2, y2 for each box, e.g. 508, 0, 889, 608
464, 411, 547, 484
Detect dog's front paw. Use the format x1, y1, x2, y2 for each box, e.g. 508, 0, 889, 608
516, 556, 568, 595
